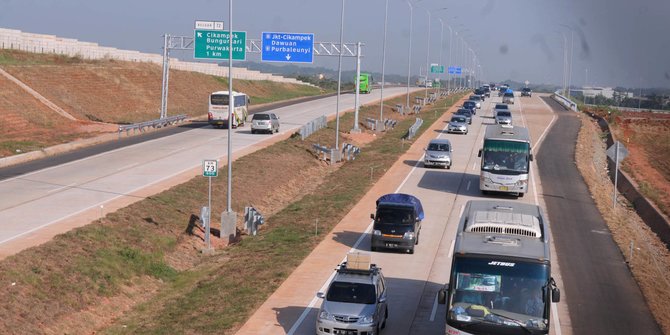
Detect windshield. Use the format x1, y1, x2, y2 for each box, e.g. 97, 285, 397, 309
504, 93, 514, 97
448, 256, 550, 331
464, 101, 475, 107
253, 114, 270, 120
327, 281, 376, 304
375, 207, 415, 225
481, 140, 530, 174
497, 111, 512, 117
428, 142, 450, 151
452, 117, 467, 123
457, 109, 471, 115
495, 104, 509, 110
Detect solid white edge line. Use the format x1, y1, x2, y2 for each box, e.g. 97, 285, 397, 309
289, 91, 425, 334
530, 95, 561, 335
429, 292, 439, 322
466, 180, 471, 191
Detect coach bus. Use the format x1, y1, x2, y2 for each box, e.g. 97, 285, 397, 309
439, 200, 560, 335
478, 125, 533, 197
208, 91, 249, 129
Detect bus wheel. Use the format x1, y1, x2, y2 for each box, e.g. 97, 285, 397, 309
518, 192, 525, 198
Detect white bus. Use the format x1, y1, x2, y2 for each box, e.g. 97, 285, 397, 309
208, 91, 249, 128
438, 200, 560, 335
478, 125, 533, 197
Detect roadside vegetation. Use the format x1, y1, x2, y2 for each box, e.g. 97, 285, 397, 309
0, 50, 324, 157
575, 113, 670, 334
0, 90, 465, 334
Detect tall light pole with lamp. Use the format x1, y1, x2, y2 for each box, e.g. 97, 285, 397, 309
422, 7, 431, 100
334, 0, 345, 151
405, 0, 413, 110
379, 0, 389, 122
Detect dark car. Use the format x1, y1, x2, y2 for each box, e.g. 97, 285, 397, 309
462, 100, 477, 114
455, 108, 473, 124
474, 88, 486, 100
371, 193, 424, 254
521, 87, 532, 97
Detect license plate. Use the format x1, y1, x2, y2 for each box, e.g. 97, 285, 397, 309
385, 243, 398, 247
499, 186, 508, 191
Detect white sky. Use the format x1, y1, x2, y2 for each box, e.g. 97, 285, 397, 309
2, 0, 669, 88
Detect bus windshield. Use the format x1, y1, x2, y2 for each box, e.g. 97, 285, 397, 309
448, 256, 550, 331
481, 140, 530, 174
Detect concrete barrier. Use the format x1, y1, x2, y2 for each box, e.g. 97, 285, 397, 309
0, 28, 313, 86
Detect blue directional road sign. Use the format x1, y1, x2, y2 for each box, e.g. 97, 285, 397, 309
448, 66, 462, 75
262, 32, 314, 63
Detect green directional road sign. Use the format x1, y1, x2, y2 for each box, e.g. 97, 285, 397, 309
194, 30, 246, 60
430, 65, 444, 73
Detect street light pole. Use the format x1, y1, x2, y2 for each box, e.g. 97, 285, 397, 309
424, 8, 431, 100
438, 18, 444, 93
335, 0, 345, 152
406, 0, 413, 110
447, 24, 452, 93
226, 0, 233, 213
380, 0, 388, 122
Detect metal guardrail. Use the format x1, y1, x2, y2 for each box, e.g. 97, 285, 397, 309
341, 143, 361, 161
312, 143, 338, 163
117, 114, 187, 138
244, 206, 264, 236
393, 103, 404, 115
552, 91, 579, 112
365, 117, 397, 131
412, 105, 422, 114
299, 115, 327, 140
406, 118, 424, 140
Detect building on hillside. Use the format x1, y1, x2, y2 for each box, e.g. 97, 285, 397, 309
579, 86, 615, 99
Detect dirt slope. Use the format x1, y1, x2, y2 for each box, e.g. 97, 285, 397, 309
0, 50, 321, 157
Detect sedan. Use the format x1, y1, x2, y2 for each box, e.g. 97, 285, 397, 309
447, 115, 469, 134
463, 100, 478, 115
454, 108, 473, 124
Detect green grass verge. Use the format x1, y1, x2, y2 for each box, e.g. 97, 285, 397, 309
0, 91, 465, 334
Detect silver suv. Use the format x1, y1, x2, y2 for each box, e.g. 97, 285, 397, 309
317, 254, 389, 335
424, 138, 453, 169
250, 112, 279, 134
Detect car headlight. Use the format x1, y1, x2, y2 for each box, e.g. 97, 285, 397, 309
403, 232, 415, 240
515, 179, 528, 186
480, 176, 493, 184
373, 230, 382, 236
358, 315, 374, 324
319, 310, 334, 321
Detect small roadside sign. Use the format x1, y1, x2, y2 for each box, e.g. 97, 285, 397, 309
203, 159, 218, 177
606, 141, 629, 163
195, 20, 224, 30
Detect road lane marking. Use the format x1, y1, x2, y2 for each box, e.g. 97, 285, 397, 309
448, 238, 455, 259
429, 292, 439, 322
466, 180, 471, 191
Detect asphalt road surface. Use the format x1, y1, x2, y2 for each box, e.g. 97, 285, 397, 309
236, 92, 565, 335
537, 97, 662, 335
0, 87, 418, 257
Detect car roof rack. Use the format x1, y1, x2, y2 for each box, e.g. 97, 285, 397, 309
337, 252, 380, 276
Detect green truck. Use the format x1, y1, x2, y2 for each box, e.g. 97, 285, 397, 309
357, 73, 373, 94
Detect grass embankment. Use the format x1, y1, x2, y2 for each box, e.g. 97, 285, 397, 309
0, 91, 465, 334
0, 49, 325, 157
575, 114, 670, 334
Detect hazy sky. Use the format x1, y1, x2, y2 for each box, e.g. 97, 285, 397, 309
2, 0, 669, 88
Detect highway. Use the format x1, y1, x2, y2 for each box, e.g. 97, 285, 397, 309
236, 92, 563, 334
0, 88, 662, 335
235, 92, 663, 335
0, 87, 418, 258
